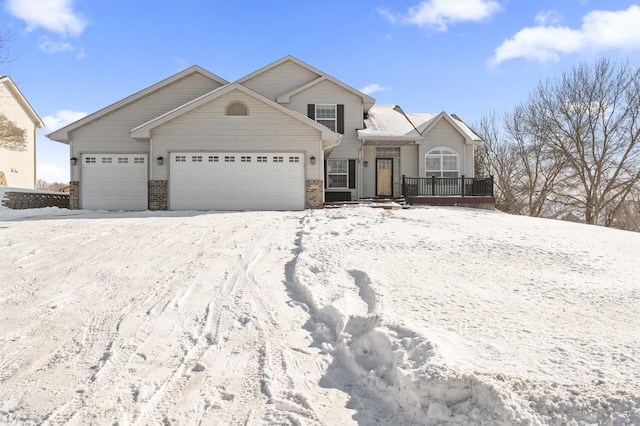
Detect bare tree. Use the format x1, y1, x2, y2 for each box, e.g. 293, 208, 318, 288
504, 104, 567, 218
517, 58, 640, 225
36, 180, 68, 192
0, 113, 28, 151
475, 111, 524, 214
0, 1, 11, 67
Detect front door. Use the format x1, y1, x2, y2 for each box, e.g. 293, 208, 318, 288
376, 158, 393, 196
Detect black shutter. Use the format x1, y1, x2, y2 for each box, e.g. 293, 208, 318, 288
337, 104, 344, 134
324, 159, 328, 189
308, 104, 315, 120
348, 159, 356, 189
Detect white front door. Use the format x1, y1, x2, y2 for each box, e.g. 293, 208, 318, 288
81, 154, 148, 210
169, 152, 305, 211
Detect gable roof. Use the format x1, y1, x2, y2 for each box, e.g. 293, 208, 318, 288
47, 66, 229, 142
237, 55, 375, 111
0, 76, 44, 128
407, 111, 483, 144
130, 82, 341, 146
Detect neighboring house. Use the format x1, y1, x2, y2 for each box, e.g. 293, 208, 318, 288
48, 56, 484, 211
0, 76, 44, 189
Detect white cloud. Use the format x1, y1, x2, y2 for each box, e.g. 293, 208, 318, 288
491, 5, 640, 65
43, 109, 87, 134
534, 10, 562, 26
360, 84, 389, 95
6, 0, 88, 37
379, 0, 501, 31
38, 37, 75, 54
38, 36, 86, 58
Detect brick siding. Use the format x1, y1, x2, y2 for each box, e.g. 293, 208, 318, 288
149, 180, 168, 211
305, 180, 324, 209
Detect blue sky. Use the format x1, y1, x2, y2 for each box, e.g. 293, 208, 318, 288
2, 0, 640, 183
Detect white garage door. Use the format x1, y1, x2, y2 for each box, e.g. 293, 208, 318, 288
170, 152, 305, 211
81, 154, 148, 210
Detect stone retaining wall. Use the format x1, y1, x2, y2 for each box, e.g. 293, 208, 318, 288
1, 191, 70, 210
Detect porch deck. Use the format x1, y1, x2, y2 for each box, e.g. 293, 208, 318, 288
402, 175, 495, 209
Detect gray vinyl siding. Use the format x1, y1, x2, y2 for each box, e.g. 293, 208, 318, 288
287, 80, 364, 159
241, 61, 320, 101
150, 90, 323, 181
69, 74, 223, 181
401, 145, 419, 179
362, 146, 376, 198
419, 119, 473, 177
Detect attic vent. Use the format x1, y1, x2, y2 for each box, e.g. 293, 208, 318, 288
226, 101, 248, 116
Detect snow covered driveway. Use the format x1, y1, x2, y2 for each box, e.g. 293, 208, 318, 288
0, 211, 349, 425
1, 206, 639, 425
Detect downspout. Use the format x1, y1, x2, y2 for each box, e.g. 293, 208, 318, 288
33, 124, 37, 189
359, 139, 365, 200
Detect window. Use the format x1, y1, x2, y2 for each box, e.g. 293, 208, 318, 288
273, 156, 283, 163
257, 156, 267, 163
327, 159, 348, 188
315, 104, 336, 132
208, 156, 219, 162
134, 157, 145, 164
192, 155, 203, 162
224, 156, 235, 162
118, 157, 129, 164
85, 157, 96, 164
176, 156, 186, 162
426, 148, 459, 178
241, 156, 251, 162
101, 157, 112, 164
289, 156, 300, 163
226, 102, 248, 116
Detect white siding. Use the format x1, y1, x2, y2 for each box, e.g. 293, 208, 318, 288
419, 119, 472, 177
150, 90, 323, 181
0, 82, 37, 189
287, 79, 364, 159
241, 61, 320, 101
70, 73, 223, 181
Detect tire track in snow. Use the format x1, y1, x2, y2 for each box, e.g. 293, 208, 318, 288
133, 219, 271, 425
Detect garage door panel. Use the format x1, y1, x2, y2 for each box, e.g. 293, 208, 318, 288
81, 154, 148, 210
170, 152, 305, 211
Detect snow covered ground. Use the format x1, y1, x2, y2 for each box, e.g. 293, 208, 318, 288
1, 198, 639, 425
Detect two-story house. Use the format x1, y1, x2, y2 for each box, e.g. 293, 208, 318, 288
48, 56, 483, 211
1, 76, 44, 189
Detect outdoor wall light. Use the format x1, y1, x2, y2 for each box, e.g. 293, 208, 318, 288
70, 157, 78, 166
310, 156, 316, 165
364, 160, 369, 167
157, 156, 164, 166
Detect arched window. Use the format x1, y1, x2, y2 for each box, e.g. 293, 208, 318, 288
425, 147, 459, 177
225, 101, 248, 116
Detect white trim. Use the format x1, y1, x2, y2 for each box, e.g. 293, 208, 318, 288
327, 158, 349, 189
425, 146, 459, 178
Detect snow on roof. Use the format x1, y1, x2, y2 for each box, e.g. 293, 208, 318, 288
357, 104, 423, 140
359, 104, 482, 144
